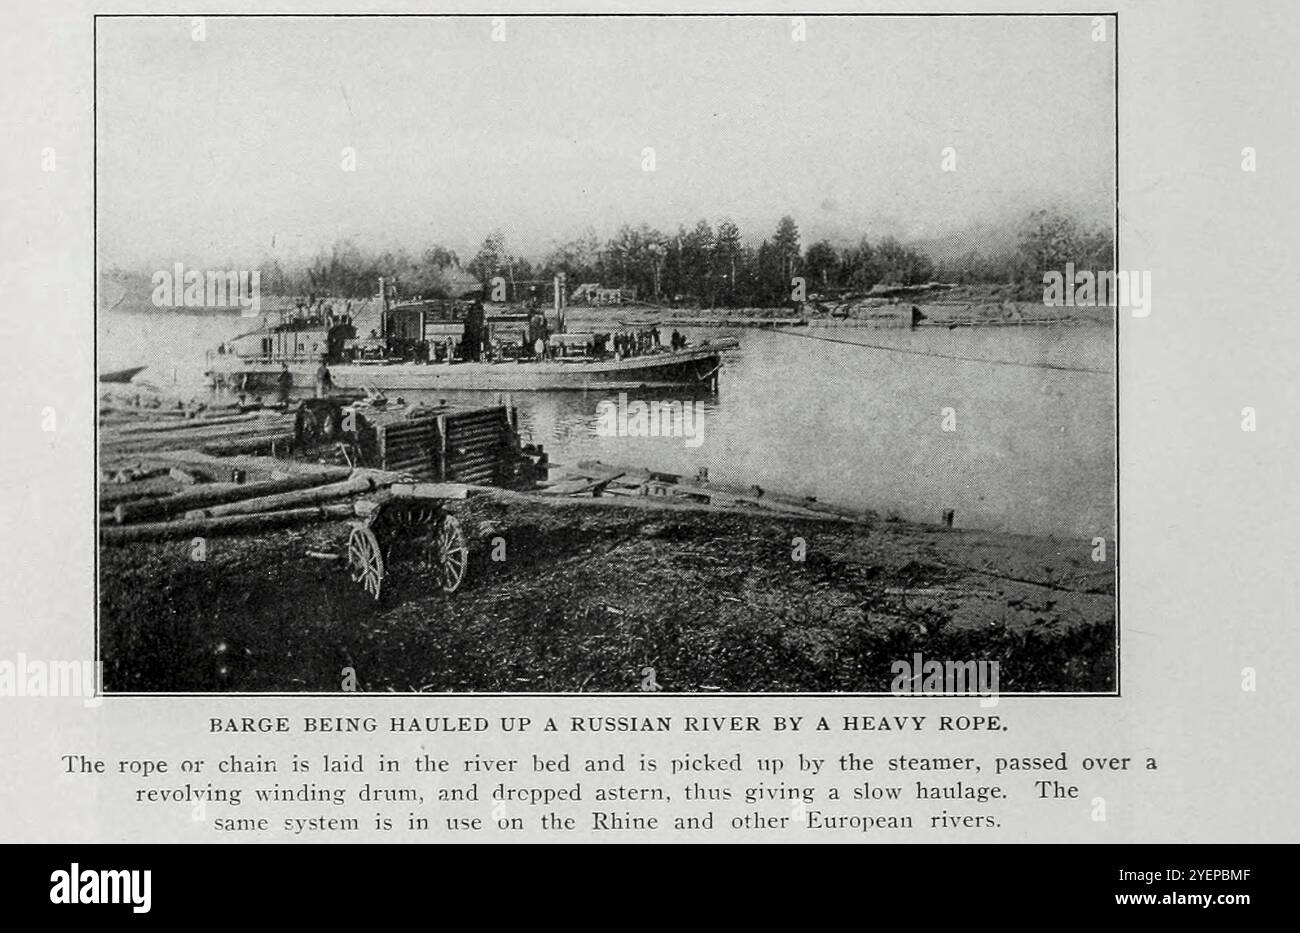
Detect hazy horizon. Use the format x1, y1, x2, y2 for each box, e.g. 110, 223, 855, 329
96, 15, 1115, 269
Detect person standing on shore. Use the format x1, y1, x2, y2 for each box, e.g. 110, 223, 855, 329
314, 357, 333, 398
276, 363, 293, 405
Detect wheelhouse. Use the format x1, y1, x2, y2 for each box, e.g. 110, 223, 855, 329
224, 312, 357, 364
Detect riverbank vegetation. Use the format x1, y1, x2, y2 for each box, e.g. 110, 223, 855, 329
102, 209, 1114, 311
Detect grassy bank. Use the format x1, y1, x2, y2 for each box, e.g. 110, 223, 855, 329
100, 495, 1115, 694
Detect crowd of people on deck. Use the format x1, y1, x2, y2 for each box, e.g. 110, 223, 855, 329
612, 327, 659, 358
609, 326, 690, 357
506, 317, 686, 362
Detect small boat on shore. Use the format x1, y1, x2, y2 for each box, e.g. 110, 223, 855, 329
99, 365, 148, 384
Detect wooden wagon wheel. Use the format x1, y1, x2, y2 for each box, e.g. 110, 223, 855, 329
429, 514, 469, 594
346, 521, 385, 600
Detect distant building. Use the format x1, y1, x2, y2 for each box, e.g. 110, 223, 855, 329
570, 283, 637, 305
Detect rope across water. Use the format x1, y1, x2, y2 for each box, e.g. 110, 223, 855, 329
767, 326, 1111, 375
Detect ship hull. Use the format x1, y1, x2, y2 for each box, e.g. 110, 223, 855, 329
209, 342, 733, 392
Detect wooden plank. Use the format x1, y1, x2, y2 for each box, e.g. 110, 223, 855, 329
557, 460, 859, 521
446, 431, 504, 446
446, 415, 506, 430
389, 483, 469, 500
574, 459, 660, 481
447, 452, 500, 470
109, 412, 266, 434
451, 466, 497, 484
436, 414, 448, 481
538, 473, 623, 496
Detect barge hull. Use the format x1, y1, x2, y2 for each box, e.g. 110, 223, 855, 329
212, 344, 731, 392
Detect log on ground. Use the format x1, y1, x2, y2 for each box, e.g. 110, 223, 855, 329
114, 473, 342, 524
184, 473, 391, 518
100, 504, 357, 545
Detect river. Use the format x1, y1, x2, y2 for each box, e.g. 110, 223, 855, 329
99, 307, 1115, 538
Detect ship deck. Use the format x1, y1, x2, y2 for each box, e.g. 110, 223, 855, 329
209, 341, 735, 392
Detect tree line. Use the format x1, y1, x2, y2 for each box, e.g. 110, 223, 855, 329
246, 208, 1113, 307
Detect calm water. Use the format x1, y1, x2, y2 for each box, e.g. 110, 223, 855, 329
100, 308, 1115, 538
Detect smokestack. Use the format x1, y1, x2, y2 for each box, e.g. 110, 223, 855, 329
555, 273, 566, 334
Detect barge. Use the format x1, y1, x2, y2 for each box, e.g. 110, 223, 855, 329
207, 275, 735, 393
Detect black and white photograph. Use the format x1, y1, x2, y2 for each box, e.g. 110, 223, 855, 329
95, 14, 1118, 695
3, 0, 1299, 871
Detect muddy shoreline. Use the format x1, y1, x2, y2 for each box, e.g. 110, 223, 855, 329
100, 494, 1115, 694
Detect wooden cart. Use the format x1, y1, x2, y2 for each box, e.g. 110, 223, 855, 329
343, 483, 470, 600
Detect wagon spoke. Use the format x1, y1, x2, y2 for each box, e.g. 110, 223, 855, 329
346, 522, 384, 601
430, 514, 469, 594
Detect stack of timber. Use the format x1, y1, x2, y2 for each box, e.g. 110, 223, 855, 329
98, 395, 542, 550
98, 388, 279, 418
370, 413, 439, 478
102, 393, 537, 486
99, 400, 373, 545
443, 405, 514, 486
360, 403, 535, 486
100, 408, 298, 459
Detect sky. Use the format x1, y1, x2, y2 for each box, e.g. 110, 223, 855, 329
96, 15, 1116, 268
